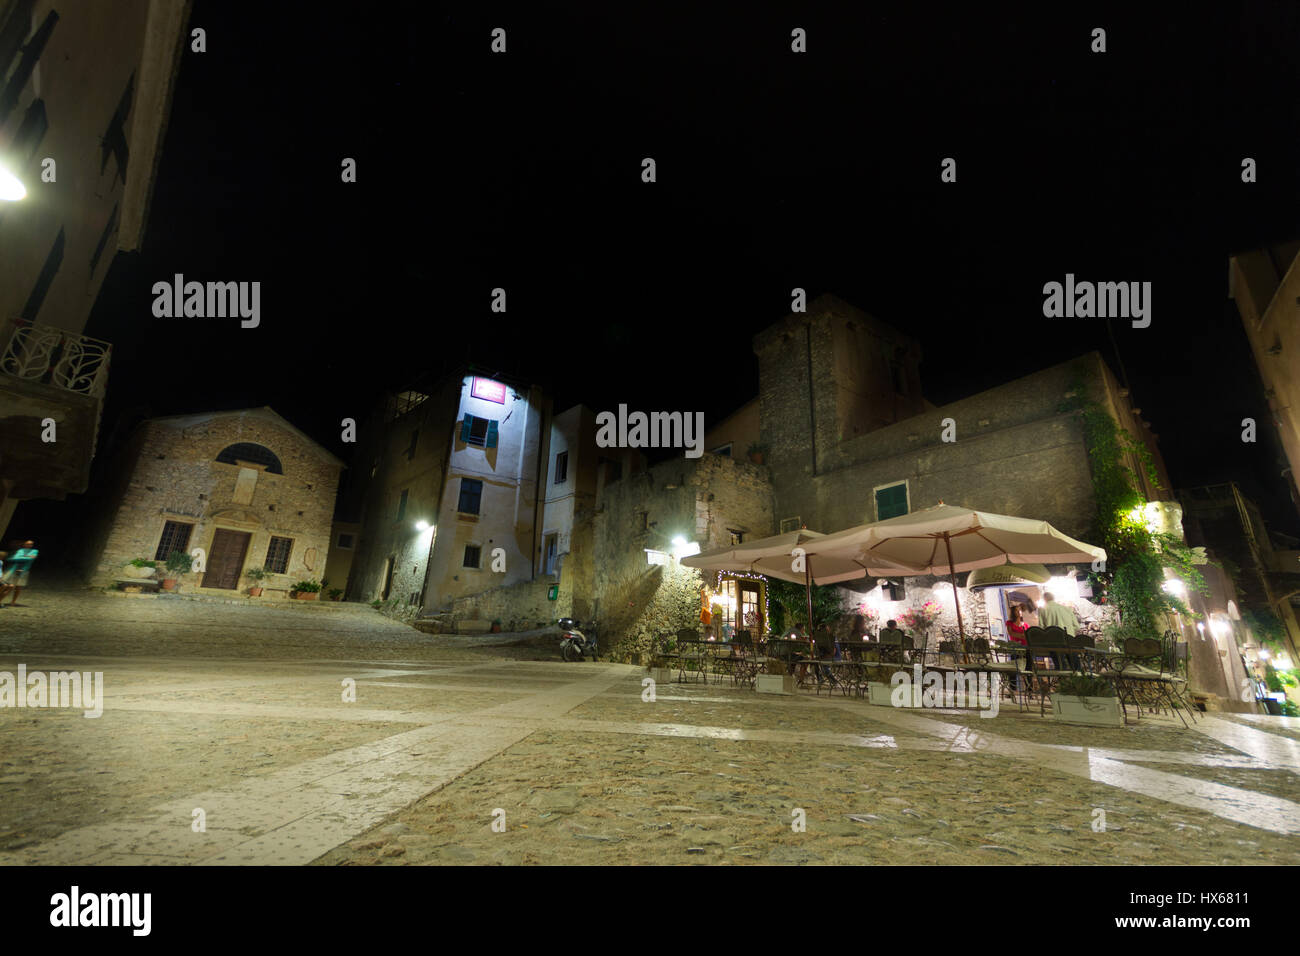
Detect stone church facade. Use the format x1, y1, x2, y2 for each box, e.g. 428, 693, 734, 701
84, 407, 343, 595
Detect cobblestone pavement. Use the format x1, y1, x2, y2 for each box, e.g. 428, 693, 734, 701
1, 587, 1297, 865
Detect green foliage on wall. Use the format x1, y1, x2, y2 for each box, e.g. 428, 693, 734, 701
1059, 379, 1206, 635
766, 578, 843, 631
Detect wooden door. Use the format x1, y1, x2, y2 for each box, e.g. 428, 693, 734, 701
203, 529, 251, 590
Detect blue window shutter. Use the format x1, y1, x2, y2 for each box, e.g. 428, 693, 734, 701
486, 420, 499, 448
460, 417, 472, 442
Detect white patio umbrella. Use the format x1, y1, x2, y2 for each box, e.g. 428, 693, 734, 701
808, 503, 1107, 651
681, 529, 876, 633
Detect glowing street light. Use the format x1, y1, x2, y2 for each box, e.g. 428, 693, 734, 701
415, 520, 430, 531
0, 162, 25, 201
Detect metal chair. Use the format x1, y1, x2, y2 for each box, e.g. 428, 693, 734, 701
1024, 627, 1077, 714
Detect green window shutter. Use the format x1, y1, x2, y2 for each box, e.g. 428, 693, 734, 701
486, 420, 499, 448
876, 484, 908, 520
460, 417, 472, 442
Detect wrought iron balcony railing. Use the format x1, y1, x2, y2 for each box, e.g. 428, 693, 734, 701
0, 316, 112, 398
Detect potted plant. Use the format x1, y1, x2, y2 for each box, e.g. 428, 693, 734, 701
756, 658, 794, 695
747, 442, 768, 465
124, 558, 157, 579
1052, 674, 1123, 727
865, 664, 905, 707
490, 618, 502, 633
290, 579, 322, 600
245, 566, 267, 597
161, 551, 193, 591
328, 587, 343, 602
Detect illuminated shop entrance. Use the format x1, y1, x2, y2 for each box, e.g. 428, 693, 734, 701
712, 573, 766, 640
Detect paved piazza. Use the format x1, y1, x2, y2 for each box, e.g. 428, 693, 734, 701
0, 586, 1297, 865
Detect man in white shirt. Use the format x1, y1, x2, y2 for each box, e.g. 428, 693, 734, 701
1037, 592, 1079, 667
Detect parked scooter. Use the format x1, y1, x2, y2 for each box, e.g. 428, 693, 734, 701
558, 618, 598, 662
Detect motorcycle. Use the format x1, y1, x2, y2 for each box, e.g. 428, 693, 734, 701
558, 617, 598, 662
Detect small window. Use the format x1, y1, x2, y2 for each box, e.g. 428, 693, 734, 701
728, 529, 744, 546
337, 533, 354, 549
458, 478, 483, 515
405, 429, 419, 461
154, 520, 193, 561
265, 536, 293, 574
554, 451, 568, 484
544, 534, 558, 575
881, 580, 906, 602
462, 415, 498, 448
463, 544, 482, 569
397, 489, 408, 520
874, 482, 909, 521
779, 516, 801, 534
216, 442, 283, 475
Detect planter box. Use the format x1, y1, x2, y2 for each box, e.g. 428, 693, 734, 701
756, 674, 794, 695
649, 667, 674, 685
868, 681, 902, 707
123, 565, 156, 579
1052, 695, 1123, 727
291, 591, 319, 601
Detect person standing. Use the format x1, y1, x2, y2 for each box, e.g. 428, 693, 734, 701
1006, 605, 1029, 645
0, 540, 38, 606
1038, 592, 1078, 635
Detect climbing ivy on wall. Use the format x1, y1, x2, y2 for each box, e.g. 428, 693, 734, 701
1058, 379, 1206, 635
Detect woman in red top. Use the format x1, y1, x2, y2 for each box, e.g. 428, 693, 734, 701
1006, 604, 1029, 645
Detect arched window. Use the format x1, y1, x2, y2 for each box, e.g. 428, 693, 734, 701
215, 442, 282, 474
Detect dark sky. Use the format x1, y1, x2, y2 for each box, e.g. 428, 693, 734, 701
80, 3, 1300, 535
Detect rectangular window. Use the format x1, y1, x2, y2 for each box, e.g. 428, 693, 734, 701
779, 516, 801, 534
554, 451, 568, 484
397, 489, 408, 520
265, 536, 293, 574
337, 533, 354, 549
463, 544, 482, 569
461, 415, 498, 448
154, 520, 194, 561
544, 534, 558, 575
405, 429, 419, 461
458, 478, 483, 515
728, 529, 744, 546
874, 481, 909, 520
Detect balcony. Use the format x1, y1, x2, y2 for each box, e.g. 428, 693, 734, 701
0, 317, 112, 397
0, 317, 113, 499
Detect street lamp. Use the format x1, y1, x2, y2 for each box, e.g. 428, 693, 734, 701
414, 520, 429, 531
0, 161, 25, 201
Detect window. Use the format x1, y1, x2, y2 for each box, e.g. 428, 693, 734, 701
20, 226, 63, 321
89, 203, 119, 276
462, 415, 498, 448
728, 529, 744, 546
463, 544, 482, 569
397, 489, 408, 520
337, 533, 354, 549
779, 516, 802, 534
711, 443, 732, 457
405, 429, 418, 461
874, 482, 909, 520
458, 478, 483, 515
154, 520, 194, 561
0, 8, 55, 125
881, 580, 906, 602
100, 72, 134, 184
554, 451, 568, 484
265, 536, 293, 574
216, 443, 282, 474
544, 534, 558, 575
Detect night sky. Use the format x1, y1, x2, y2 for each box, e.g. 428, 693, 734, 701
65, 3, 1300, 540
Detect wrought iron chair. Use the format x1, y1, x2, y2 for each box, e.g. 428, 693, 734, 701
1024, 626, 1077, 714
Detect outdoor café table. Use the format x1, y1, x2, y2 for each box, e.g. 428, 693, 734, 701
675, 639, 710, 683
704, 641, 739, 684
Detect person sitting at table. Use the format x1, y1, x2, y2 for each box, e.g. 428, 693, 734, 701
877, 620, 907, 663
1006, 605, 1029, 646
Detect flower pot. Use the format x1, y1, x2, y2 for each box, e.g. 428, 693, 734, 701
249, 587, 264, 597
1052, 695, 1123, 727
756, 673, 794, 695
292, 591, 319, 601
491, 624, 501, 633
749, 452, 764, 465
161, 579, 178, 591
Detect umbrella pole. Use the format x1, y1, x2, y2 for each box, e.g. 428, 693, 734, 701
805, 564, 814, 635
944, 532, 968, 664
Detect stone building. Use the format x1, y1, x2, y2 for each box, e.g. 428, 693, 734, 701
344, 370, 565, 625
0, 0, 190, 540
1229, 241, 1300, 515
83, 407, 343, 595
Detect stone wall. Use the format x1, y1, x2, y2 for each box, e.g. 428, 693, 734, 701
443, 577, 558, 632
595, 453, 774, 662
88, 409, 342, 594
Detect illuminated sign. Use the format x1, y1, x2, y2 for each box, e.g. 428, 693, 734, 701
471, 378, 507, 404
